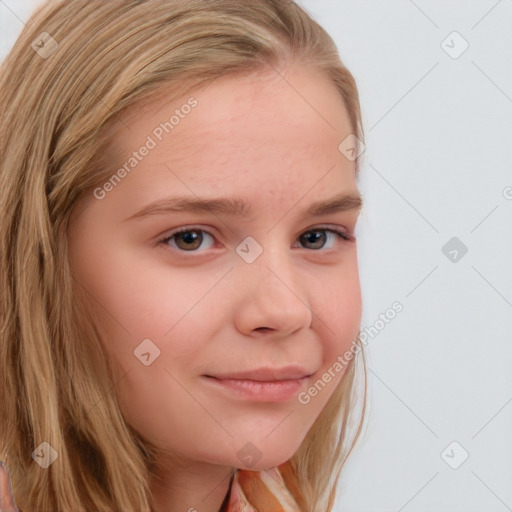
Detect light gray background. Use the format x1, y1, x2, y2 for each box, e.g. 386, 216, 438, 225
1, 1, 511, 511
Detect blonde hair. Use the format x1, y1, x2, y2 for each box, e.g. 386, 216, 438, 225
0, 1, 367, 510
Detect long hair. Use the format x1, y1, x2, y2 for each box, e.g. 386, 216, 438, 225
0, 1, 367, 510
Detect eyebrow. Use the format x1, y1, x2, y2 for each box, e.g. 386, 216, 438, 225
124, 192, 363, 222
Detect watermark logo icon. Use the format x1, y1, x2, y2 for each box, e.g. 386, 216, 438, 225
237, 442, 262, 468
134, 338, 161, 366
32, 442, 58, 468
236, 236, 263, 263
338, 134, 365, 161
441, 31, 469, 59
441, 441, 469, 469
31, 32, 58, 59
442, 236, 468, 263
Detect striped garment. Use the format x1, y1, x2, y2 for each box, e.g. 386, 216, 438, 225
224, 462, 302, 511
0, 460, 302, 512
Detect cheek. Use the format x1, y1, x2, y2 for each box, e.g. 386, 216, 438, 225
312, 260, 362, 360
295, 268, 361, 423
71, 253, 236, 450
71, 243, 217, 353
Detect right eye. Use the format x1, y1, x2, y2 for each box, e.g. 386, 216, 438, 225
157, 228, 216, 252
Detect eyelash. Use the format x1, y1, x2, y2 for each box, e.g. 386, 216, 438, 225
156, 225, 354, 252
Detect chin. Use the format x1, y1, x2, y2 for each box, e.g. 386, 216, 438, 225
231, 441, 302, 472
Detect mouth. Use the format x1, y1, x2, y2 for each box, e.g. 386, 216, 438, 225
203, 366, 313, 402
206, 365, 313, 382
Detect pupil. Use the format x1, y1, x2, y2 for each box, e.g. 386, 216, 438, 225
178, 231, 201, 249
183, 232, 197, 243
303, 231, 325, 249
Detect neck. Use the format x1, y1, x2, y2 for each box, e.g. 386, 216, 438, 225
148, 458, 236, 512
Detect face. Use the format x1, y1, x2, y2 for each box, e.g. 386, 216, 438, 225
67, 62, 362, 472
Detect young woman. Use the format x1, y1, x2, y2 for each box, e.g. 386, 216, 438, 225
0, 1, 367, 510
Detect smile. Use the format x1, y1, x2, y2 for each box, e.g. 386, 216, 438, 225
202, 375, 311, 402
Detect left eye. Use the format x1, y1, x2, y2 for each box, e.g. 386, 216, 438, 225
157, 227, 352, 252
297, 229, 351, 250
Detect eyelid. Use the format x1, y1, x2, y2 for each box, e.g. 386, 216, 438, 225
301, 223, 354, 241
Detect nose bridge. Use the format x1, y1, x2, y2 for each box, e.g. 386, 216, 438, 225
241, 235, 296, 293
233, 235, 312, 335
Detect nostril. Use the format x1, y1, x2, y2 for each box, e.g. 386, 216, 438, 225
254, 327, 273, 333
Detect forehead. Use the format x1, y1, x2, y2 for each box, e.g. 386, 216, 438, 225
103, 64, 356, 202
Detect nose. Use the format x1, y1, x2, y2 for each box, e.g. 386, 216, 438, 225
233, 247, 313, 338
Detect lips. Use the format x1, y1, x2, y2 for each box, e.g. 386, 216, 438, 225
205, 365, 313, 382
203, 366, 313, 402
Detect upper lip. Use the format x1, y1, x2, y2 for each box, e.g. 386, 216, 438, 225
206, 365, 313, 382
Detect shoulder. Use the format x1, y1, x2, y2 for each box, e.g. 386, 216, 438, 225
0, 461, 20, 512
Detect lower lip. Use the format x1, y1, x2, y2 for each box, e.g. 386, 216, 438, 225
203, 376, 310, 402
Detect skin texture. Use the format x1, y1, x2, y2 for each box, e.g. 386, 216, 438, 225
67, 62, 362, 512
